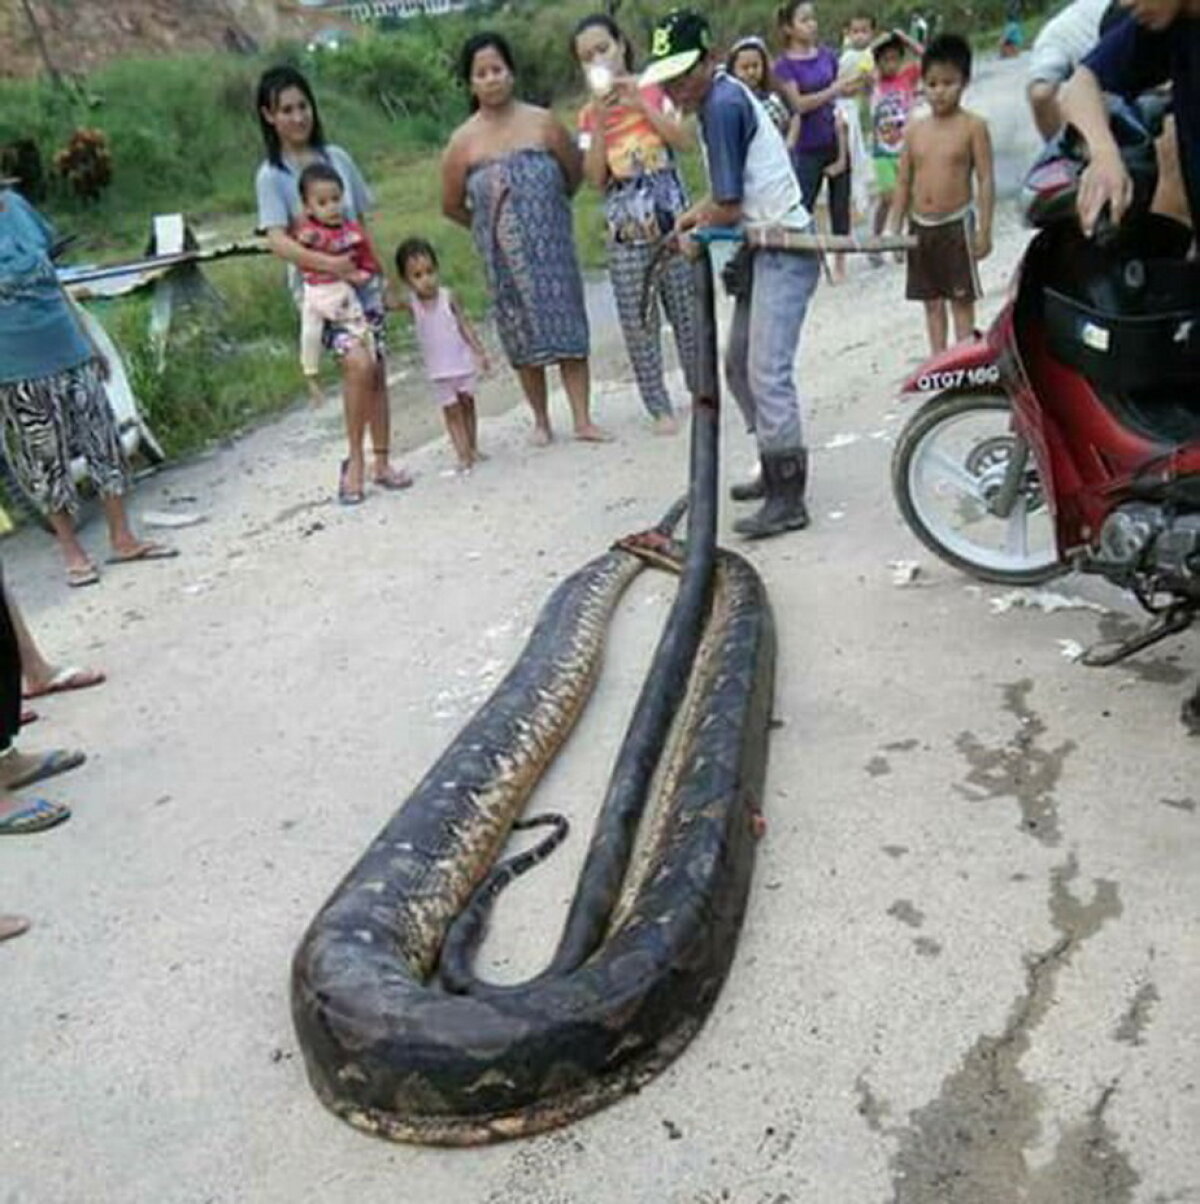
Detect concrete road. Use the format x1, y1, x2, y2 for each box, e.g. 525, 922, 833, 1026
3, 56, 1197, 1204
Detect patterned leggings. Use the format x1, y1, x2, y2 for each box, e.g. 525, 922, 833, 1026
608, 241, 699, 419
0, 360, 127, 517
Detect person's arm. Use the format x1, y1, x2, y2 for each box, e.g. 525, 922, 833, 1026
1064, 18, 1171, 234
827, 109, 849, 176
1059, 65, 1132, 233
264, 226, 362, 281
579, 104, 610, 191
971, 115, 995, 259
441, 134, 473, 227
888, 142, 914, 231
450, 293, 491, 372
888, 29, 925, 55
255, 163, 360, 279
545, 112, 584, 195
779, 76, 853, 115
786, 111, 802, 150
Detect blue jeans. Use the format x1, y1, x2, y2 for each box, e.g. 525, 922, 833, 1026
725, 247, 821, 455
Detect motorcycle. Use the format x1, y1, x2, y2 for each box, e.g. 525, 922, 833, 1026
890, 102, 1200, 730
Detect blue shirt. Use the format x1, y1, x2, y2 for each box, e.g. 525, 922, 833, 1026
1083, 14, 1199, 230
0, 190, 93, 385
700, 73, 758, 205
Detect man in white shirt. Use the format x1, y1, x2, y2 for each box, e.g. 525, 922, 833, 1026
1027, 0, 1120, 137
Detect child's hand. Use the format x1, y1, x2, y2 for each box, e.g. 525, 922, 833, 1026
351, 269, 372, 287
476, 350, 493, 375
973, 229, 993, 261
306, 379, 326, 408
825, 156, 848, 178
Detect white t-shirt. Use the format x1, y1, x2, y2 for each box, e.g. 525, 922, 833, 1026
1028, 0, 1114, 85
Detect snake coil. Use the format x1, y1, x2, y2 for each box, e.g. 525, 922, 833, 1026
291, 252, 777, 1145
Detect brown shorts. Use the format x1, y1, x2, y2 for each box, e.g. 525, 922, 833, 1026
906, 213, 982, 303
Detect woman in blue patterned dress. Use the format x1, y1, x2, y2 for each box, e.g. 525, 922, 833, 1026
442, 33, 610, 445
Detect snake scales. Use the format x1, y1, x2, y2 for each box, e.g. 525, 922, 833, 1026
291, 255, 776, 1146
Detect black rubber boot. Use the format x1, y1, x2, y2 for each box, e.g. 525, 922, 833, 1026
730, 462, 764, 502
733, 449, 810, 539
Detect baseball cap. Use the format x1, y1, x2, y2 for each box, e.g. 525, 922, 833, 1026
640, 9, 712, 87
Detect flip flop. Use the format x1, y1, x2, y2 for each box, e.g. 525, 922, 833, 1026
0, 915, 31, 942
0, 796, 71, 836
337, 459, 365, 506
19, 709, 38, 726
23, 666, 106, 700
372, 466, 414, 491
106, 542, 178, 565
67, 564, 100, 589
2, 748, 86, 791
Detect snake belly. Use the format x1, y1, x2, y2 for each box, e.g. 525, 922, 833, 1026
290, 535, 774, 1145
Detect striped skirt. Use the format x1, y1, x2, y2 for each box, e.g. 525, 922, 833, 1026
0, 359, 128, 516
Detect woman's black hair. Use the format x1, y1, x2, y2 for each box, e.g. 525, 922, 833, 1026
727, 38, 772, 87
298, 162, 343, 202
395, 236, 438, 278
571, 13, 636, 72
256, 65, 326, 167
459, 32, 516, 113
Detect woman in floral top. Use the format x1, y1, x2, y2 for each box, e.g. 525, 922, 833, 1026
573, 12, 698, 434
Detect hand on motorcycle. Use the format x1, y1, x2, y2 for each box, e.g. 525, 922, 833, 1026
1077, 148, 1133, 238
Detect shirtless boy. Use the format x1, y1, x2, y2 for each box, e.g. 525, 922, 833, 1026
890, 34, 995, 354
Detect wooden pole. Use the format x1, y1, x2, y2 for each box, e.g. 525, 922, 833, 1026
18, 0, 62, 88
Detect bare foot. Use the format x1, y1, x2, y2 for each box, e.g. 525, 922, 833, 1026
651, 414, 679, 437
530, 426, 553, 447
573, 423, 614, 443
472, 450, 490, 463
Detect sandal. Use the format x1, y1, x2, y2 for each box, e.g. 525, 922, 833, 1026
0, 796, 71, 836
337, 459, 365, 506
19, 709, 37, 727
23, 665, 106, 700
373, 465, 413, 491
106, 542, 178, 565
1, 747, 86, 791
67, 563, 100, 589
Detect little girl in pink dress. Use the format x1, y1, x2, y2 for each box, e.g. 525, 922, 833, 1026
395, 238, 490, 474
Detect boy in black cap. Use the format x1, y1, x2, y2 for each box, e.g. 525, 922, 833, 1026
642, 8, 821, 539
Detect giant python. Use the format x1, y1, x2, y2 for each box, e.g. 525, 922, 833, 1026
291, 247, 777, 1145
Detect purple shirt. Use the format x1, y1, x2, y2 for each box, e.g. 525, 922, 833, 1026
773, 47, 839, 154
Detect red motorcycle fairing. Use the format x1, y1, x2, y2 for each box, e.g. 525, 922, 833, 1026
898, 336, 1002, 396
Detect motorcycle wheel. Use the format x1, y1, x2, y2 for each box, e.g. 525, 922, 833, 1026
891, 390, 1064, 586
